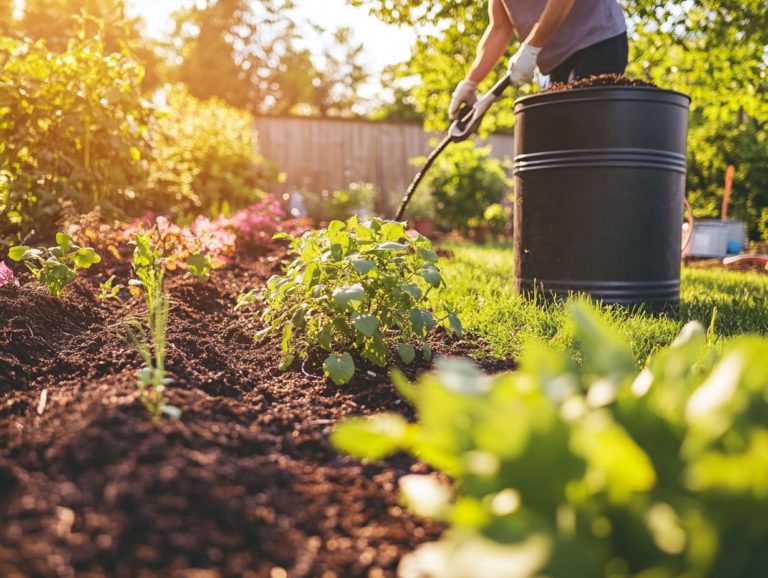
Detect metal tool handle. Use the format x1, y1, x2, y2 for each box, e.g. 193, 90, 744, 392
394, 73, 513, 221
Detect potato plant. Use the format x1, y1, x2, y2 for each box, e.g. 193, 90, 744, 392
253, 217, 462, 385
8, 232, 101, 297
334, 304, 768, 578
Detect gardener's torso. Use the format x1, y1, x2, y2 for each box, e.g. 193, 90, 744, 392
501, 0, 626, 74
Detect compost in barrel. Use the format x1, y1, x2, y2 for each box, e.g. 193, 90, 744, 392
513, 77, 691, 310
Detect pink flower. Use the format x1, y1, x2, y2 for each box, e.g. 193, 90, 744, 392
0, 261, 19, 287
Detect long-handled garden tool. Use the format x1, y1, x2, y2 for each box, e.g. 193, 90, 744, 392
394, 72, 512, 221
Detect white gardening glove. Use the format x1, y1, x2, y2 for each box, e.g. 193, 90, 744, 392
508, 43, 542, 85
449, 80, 477, 120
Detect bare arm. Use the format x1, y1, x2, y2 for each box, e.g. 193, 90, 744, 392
466, 0, 515, 84
525, 0, 577, 47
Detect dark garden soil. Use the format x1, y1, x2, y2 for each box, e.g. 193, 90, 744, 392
0, 246, 514, 578
544, 73, 657, 93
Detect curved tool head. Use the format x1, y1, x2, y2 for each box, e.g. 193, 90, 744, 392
448, 73, 512, 143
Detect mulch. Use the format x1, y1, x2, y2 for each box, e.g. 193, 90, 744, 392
0, 245, 514, 578
544, 73, 657, 93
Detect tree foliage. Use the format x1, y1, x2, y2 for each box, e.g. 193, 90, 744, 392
173, 0, 369, 117
0, 36, 152, 240
16, 0, 164, 89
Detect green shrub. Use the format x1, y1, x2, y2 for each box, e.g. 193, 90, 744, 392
335, 303, 768, 578
420, 141, 511, 235
0, 36, 152, 241
247, 217, 462, 385
303, 182, 375, 223
147, 86, 278, 218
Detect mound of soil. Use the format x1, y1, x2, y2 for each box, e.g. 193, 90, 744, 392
0, 246, 514, 578
545, 73, 657, 93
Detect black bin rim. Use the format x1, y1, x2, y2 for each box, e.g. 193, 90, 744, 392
514, 85, 691, 114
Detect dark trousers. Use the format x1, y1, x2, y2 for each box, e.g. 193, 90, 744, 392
549, 32, 628, 84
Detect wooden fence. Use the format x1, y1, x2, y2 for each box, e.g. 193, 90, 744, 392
254, 116, 515, 212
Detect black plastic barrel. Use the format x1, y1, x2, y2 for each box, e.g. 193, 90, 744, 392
512, 86, 690, 309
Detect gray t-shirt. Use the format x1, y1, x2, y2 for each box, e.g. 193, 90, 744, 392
502, 0, 627, 74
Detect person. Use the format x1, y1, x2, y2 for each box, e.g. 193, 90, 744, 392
449, 0, 628, 119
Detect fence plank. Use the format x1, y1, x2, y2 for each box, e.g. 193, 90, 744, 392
254, 116, 515, 211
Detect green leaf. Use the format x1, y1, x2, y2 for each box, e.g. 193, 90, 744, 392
187, 252, 211, 280
377, 241, 407, 251
288, 304, 306, 329
353, 314, 379, 337
318, 324, 333, 351
404, 282, 423, 301
398, 343, 416, 364
417, 247, 439, 263
279, 355, 296, 371
8, 246, 39, 261
72, 247, 101, 268
423, 342, 432, 361
447, 313, 464, 337
420, 265, 443, 287
323, 352, 356, 385
56, 232, 72, 254
332, 283, 365, 308
362, 333, 388, 367
254, 327, 271, 342
410, 309, 425, 337
331, 413, 408, 460
351, 258, 375, 276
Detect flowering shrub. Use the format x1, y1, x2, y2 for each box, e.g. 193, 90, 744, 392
0, 261, 18, 287
225, 194, 286, 242
334, 304, 768, 578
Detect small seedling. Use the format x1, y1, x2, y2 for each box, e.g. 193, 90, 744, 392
127, 231, 180, 423
8, 232, 101, 297
187, 251, 213, 282
235, 290, 258, 310
98, 275, 124, 301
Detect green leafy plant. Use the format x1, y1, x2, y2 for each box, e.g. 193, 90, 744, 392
8, 232, 101, 297
419, 141, 511, 236
147, 86, 278, 218
187, 252, 213, 282
334, 303, 768, 578
126, 232, 179, 423
98, 275, 124, 301
252, 217, 462, 385
303, 182, 375, 223
0, 36, 151, 239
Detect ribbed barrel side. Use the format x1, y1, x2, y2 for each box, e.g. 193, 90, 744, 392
512, 87, 691, 308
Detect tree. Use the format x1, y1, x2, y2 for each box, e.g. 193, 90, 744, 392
173, 0, 369, 117
17, 0, 164, 89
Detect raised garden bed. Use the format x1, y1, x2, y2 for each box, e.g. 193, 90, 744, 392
0, 244, 513, 578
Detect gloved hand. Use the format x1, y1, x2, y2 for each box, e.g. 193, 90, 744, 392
508, 43, 542, 85
449, 80, 477, 120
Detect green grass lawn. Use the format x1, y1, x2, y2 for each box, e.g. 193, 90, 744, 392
436, 242, 768, 365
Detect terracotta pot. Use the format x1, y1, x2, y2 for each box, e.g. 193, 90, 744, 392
472, 225, 489, 244
413, 218, 436, 238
